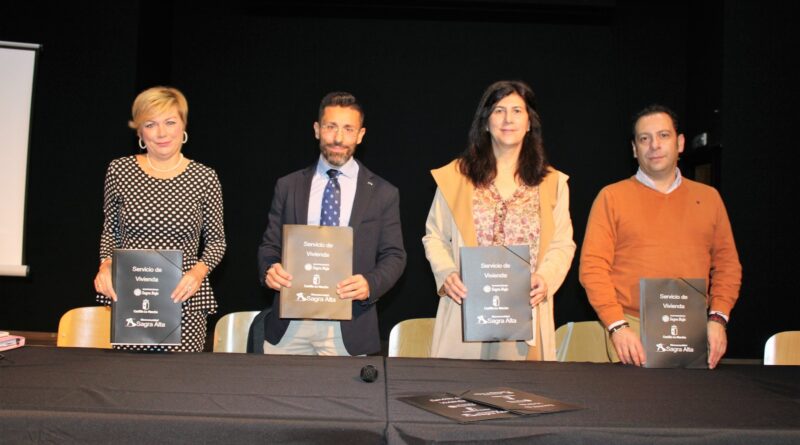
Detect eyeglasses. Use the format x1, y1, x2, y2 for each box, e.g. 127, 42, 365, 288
320, 123, 359, 137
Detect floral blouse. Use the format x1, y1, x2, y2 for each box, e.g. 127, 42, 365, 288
472, 183, 541, 271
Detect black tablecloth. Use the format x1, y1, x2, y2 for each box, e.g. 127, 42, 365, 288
2, 348, 799, 444
0, 347, 386, 444
385, 358, 800, 444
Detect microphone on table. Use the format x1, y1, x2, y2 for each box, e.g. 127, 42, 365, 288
360, 364, 379, 383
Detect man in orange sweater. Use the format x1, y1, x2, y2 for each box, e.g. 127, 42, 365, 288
579, 105, 741, 369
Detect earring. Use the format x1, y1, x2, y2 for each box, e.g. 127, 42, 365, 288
183, 131, 189, 144
138, 138, 146, 150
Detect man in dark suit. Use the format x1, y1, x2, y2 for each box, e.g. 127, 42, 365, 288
257, 91, 406, 356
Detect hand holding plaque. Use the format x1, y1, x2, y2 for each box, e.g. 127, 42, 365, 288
441, 272, 468, 304
529, 273, 548, 307
265, 262, 293, 290
335, 273, 370, 301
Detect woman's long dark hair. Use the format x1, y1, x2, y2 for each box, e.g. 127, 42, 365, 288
458, 80, 549, 187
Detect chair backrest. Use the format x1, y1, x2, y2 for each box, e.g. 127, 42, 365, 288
388, 318, 435, 358
57, 306, 112, 348
555, 321, 611, 363
764, 331, 800, 365
213, 311, 261, 353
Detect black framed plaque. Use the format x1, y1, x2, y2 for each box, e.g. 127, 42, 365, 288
456, 387, 582, 415
398, 393, 517, 423
460, 245, 532, 342
111, 249, 182, 346
279, 224, 353, 320
640, 278, 708, 368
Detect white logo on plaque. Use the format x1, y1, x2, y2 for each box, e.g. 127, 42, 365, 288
662, 315, 669, 322
304, 263, 312, 271
126, 318, 136, 327
483, 285, 491, 293
312, 274, 321, 285
142, 299, 150, 310
671, 325, 678, 336
295, 292, 307, 301
492, 295, 500, 307
134, 288, 142, 296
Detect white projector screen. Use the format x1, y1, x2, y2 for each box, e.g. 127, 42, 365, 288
0, 41, 40, 277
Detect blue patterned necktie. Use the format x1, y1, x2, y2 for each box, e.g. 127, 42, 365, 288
320, 169, 341, 226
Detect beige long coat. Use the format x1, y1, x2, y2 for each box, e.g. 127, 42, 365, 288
422, 160, 576, 360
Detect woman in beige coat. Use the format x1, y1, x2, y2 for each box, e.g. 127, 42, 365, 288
423, 80, 576, 360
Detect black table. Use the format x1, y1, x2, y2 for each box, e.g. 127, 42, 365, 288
0, 347, 386, 444
2, 347, 799, 444
385, 358, 800, 444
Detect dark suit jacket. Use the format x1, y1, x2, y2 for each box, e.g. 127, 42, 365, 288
257, 160, 406, 355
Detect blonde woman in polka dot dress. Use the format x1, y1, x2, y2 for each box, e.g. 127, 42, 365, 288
93, 86, 226, 352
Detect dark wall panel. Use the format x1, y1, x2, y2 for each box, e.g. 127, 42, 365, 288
167, 7, 619, 339
721, 0, 800, 358
3, 1, 793, 359
0, 2, 139, 331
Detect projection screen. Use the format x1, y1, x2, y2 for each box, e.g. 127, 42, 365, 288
0, 41, 40, 277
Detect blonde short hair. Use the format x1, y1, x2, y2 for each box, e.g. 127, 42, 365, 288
128, 86, 188, 130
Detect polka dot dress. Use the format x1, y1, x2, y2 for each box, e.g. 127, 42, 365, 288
96, 156, 226, 352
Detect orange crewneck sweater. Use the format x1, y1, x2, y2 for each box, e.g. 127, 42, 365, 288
579, 177, 742, 327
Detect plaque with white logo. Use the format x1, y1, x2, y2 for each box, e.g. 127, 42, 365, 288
398, 392, 517, 423
460, 245, 532, 342
640, 278, 708, 368
456, 387, 582, 415
111, 249, 182, 346
279, 224, 353, 320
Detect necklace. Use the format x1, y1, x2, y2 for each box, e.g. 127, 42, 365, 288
146, 153, 184, 172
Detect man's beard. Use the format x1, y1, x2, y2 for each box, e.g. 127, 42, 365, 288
320, 143, 355, 167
